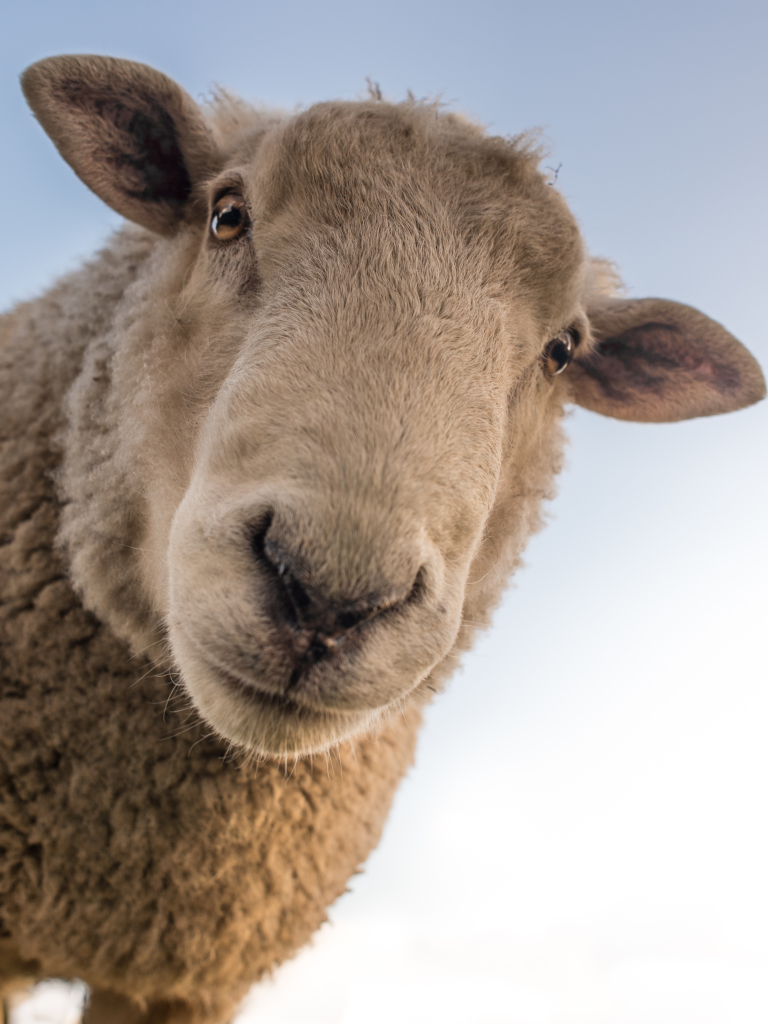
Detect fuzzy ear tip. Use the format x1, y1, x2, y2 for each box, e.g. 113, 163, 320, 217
19, 54, 144, 104
738, 350, 767, 410
20, 60, 63, 124
750, 374, 767, 406
20, 59, 48, 104
20, 55, 86, 111
21, 54, 75, 82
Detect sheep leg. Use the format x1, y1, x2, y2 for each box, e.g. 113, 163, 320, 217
0, 940, 40, 1024
83, 990, 151, 1024
83, 990, 203, 1024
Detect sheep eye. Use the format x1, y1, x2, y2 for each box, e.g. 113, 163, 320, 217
210, 193, 249, 242
542, 329, 576, 376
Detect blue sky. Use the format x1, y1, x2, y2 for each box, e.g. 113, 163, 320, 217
3, 3, 767, 1022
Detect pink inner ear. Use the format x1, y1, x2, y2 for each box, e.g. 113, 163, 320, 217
569, 300, 766, 422
598, 321, 747, 399
689, 359, 716, 382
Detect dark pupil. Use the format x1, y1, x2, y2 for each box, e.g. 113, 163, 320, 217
552, 339, 570, 368
217, 205, 242, 228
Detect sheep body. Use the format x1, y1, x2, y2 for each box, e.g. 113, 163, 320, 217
1, 196, 547, 1022
0, 234, 425, 1024
1, 57, 764, 1024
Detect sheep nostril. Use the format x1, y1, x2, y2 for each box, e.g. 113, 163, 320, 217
336, 608, 367, 631
249, 515, 273, 562
282, 567, 315, 622
251, 524, 427, 666
252, 532, 309, 629
407, 565, 427, 604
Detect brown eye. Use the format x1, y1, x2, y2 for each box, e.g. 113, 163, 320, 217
543, 329, 576, 376
210, 193, 249, 242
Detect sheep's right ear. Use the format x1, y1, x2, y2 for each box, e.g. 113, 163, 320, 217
21, 55, 220, 235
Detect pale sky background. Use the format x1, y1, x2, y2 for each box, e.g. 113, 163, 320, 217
2, 2, 767, 1023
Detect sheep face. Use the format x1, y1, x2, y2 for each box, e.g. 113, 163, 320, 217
23, 56, 765, 757
151, 106, 587, 756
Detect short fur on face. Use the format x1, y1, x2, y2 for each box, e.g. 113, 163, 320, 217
1, 56, 764, 1021
22, 56, 764, 758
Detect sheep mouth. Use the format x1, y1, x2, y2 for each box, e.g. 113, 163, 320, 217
216, 665, 331, 719
189, 626, 363, 714
180, 649, 377, 757
167, 576, 445, 754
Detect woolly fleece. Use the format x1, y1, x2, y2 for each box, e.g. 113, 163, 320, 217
0, 236, 423, 1021
1, 58, 764, 1024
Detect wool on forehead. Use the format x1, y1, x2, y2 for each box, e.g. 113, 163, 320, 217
205, 90, 585, 322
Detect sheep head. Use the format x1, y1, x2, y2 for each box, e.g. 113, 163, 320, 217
23, 56, 765, 757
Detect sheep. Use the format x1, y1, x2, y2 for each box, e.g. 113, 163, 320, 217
0, 53, 764, 1024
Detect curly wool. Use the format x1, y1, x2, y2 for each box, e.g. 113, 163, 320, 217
1, 73, 690, 1023
0, 232, 427, 1020
0, 223, 566, 1018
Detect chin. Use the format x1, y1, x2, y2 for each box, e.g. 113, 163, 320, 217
168, 628, 382, 757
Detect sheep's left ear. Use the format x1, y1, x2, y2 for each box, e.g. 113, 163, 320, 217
567, 298, 766, 422
21, 54, 219, 235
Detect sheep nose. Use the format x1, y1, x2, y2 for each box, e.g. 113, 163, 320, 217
252, 528, 414, 662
